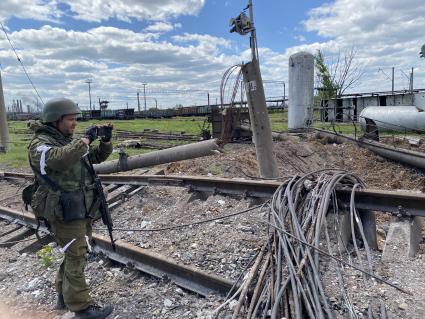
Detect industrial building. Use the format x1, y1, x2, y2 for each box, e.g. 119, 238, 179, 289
320, 88, 425, 122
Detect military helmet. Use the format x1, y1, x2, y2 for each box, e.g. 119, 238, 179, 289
41, 98, 81, 123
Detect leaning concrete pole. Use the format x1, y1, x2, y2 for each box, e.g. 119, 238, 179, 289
0, 71, 10, 152
242, 59, 279, 178
94, 139, 222, 174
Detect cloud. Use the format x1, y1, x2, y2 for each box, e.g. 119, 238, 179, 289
0, 0, 61, 22
0, 0, 205, 23
172, 33, 232, 55
294, 35, 306, 42
2, 0, 424, 108
144, 22, 179, 33
0, 25, 239, 108
61, 0, 205, 22
300, 0, 425, 92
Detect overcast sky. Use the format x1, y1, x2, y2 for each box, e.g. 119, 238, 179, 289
0, 0, 424, 110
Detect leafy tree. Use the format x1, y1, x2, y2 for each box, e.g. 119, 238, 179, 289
315, 47, 364, 99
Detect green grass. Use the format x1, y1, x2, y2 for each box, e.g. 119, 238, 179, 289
0, 113, 416, 169
77, 116, 208, 135
269, 111, 288, 132
0, 117, 208, 169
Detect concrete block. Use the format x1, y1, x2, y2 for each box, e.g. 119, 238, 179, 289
326, 210, 378, 251
359, 210, 378, 250
187, 191, 211, 203
382, 216, 423, 261
326, 212, 351, 251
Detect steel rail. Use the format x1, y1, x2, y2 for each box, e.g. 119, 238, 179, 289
0, 205, 235, 297
2, 172, 425, 216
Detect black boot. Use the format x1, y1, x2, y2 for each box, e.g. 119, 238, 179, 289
73, 304, 113, 319
54, 294, 66, 310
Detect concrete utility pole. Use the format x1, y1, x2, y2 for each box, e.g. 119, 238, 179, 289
94, 139, 221, 174
0, 71, 10, 152
230, 0, 278, 178
85, 79, 93, 110
142, 83, 147, 111
137, 92, 141, 112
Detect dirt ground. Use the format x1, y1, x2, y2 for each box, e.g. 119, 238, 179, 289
0, 132, 425, 318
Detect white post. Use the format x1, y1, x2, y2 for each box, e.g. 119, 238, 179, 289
0, 71, 10, 152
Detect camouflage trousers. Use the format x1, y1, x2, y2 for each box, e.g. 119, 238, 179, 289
50, 218, 92, 312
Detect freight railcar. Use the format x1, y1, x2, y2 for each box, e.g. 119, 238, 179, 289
135, 108, 175, 118
103, 108, 134, 120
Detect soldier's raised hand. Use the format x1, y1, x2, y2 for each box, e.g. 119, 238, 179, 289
84, 125, 98, 144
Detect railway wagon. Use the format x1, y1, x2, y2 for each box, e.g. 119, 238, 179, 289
101, 108, 135, 120
136, 109, 175, 119
79, 110, 101, 121
176, 106, 197, 116
197, 105, 212, 116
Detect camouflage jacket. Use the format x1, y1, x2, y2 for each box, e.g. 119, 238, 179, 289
28, 121, 113, 221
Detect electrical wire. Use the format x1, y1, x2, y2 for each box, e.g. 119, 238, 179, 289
94, 203, 265, 233
0, 21, 44, 104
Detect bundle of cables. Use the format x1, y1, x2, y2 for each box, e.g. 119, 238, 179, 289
213, 169, 407, 319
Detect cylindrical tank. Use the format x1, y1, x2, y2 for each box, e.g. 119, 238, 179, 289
359, 106, 425, 132
288, 51, 314, 131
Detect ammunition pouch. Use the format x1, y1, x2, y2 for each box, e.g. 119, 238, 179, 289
29, 185, 60, 221
60, 190, 87, 221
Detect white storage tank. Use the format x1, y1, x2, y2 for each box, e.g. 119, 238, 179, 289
359, 106, 425, 132
288, 51, 314, 131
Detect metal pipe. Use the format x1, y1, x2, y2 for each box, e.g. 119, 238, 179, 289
359, 106, 425, 132
315, 128, 425, 171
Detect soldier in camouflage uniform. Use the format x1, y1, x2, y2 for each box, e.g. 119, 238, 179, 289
28, 98, 113, 319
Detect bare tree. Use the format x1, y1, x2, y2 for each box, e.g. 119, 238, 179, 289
315, 47, 365, 98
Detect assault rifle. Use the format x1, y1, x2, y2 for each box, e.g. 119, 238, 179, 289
84, 156, 116, 251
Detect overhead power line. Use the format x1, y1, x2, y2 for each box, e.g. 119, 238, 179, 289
0, 21, 44, 104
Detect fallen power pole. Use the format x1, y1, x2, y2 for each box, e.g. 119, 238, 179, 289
94, 139, 222, 174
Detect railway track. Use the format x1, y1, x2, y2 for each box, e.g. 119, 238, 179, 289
2, 171, 425, 297
3, 171, 425, 216
0, 206, 233, 297
2, 170, 425, 317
